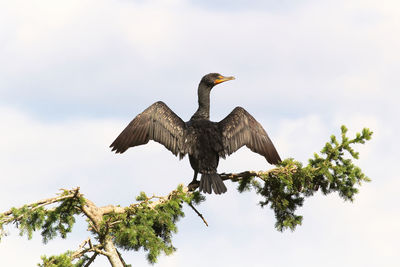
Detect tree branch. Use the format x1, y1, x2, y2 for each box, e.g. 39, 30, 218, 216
0, 187, 81, 224
185, 165, 298, 192
188, 202, 208, 226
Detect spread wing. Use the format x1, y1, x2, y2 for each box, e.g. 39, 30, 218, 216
218, 107, 281, 164
110, 101, 188, 157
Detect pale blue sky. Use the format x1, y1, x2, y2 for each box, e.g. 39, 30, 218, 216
0, 0, 399, 266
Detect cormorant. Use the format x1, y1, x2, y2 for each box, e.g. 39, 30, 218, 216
110, 73, 281, 194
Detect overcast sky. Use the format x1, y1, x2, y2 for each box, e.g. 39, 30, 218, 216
1, 0, 399, 266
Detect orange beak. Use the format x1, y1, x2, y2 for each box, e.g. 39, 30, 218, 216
214, 75, 235, 84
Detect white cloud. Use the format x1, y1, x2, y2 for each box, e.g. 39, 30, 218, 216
1, 0, 399, 118
1, 0, 399, 266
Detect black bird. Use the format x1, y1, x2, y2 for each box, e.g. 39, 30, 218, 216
110, 73, 281, 194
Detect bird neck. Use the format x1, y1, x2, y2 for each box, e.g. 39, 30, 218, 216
191, 82, 212, 120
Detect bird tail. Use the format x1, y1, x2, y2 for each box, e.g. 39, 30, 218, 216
199, 173, 227, 194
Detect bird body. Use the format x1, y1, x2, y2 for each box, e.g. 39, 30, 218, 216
110, 73, 281, 194
186, 118, 226, 193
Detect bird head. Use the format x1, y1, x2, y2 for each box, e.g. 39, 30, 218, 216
200, 73, 235, 88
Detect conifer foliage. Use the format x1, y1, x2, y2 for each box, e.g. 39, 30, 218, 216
0, 126, 372, 266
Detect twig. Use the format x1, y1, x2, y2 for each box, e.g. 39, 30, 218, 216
84, 252, 98, 267
70, 237, 105, 260
188, 202, 208, 227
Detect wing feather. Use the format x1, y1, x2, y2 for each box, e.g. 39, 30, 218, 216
218, 107, 281, 164
110, 101, 187, 157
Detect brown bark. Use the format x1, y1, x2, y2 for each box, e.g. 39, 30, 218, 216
80, 196, 124, 267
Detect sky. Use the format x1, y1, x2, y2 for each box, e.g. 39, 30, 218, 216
0, 0, 399, 266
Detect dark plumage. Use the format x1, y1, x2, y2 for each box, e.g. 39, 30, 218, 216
110, 73, 281, 194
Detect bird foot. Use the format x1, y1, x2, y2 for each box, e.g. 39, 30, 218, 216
188, 180, 200, 191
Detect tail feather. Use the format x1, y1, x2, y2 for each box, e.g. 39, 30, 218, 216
199, 173, 227, 194
206, 176, 212, 193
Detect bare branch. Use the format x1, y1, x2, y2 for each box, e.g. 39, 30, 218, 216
70, 237, 108, 259
188, 202, 208, 227
84, 252, 98, 267
219, 165, 298, 182
100, 205, 126, 215
186, 166, 298, 192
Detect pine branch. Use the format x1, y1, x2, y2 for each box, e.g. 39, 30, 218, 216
232, 126, 372, 231
0, 185, 199, 266
0, 188, 80, 224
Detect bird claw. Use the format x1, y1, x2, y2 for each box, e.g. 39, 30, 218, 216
188, 180, 199, 191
